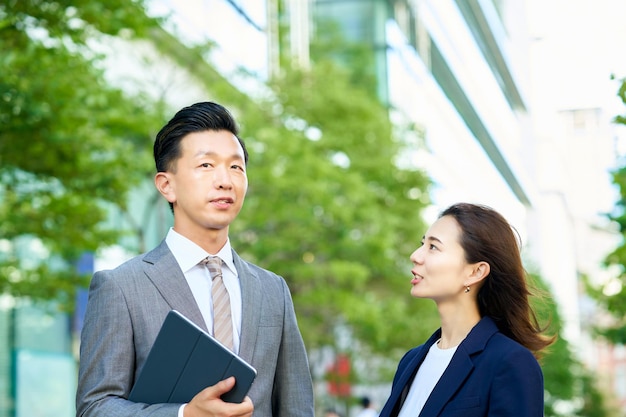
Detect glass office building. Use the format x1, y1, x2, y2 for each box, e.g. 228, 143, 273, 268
0, 301, 76, 417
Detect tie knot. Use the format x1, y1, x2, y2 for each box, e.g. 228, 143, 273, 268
201, 256, 222, 280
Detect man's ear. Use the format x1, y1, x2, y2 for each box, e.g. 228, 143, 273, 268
154, 172, 176, 204
468, 261, 490, 286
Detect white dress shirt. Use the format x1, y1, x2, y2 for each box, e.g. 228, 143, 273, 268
165, 228, 242, 353
397, 341, 457, 417
164, 229, 245, 416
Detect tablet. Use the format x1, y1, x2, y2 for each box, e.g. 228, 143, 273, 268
128, 309, 257, 404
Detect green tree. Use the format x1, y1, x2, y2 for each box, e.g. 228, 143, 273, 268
228, 58, 436, 413
530, 273, 617, 416
586, 77, 626, 343
0, 1, 162, 305
233, 57, 435, 356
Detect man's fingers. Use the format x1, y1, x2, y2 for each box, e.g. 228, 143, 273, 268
216, 376, 236, 393
203, 376, 236, 398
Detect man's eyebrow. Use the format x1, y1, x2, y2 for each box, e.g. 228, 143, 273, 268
195, 150, 244, 160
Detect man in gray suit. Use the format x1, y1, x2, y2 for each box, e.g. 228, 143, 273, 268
76, 102, 315, 417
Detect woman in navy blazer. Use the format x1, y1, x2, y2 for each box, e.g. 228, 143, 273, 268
379, 203, 554, 417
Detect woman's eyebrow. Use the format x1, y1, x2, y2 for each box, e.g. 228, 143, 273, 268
424, 236, 443, 245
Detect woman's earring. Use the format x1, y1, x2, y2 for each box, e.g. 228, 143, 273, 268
464, 286, 471, 293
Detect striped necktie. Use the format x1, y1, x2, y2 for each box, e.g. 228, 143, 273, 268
201, 256, 234, 351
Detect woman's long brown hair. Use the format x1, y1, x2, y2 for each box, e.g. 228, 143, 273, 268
440, 203, 555, 358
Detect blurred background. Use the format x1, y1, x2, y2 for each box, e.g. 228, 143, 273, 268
2, 0, 626, 416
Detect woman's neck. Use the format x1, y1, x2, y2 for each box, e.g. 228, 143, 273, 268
437, 303, 481, 349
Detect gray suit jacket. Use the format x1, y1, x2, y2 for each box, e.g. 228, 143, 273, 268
76, 241, 314, 417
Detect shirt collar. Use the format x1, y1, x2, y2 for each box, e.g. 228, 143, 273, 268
165, 228, 237, 276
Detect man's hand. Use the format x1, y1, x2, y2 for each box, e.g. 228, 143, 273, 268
184, 377, 254, 417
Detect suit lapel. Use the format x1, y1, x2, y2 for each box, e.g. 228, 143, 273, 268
419, 317, 499, 417
382, 330, 441, 416
142, 241, 208, 332
232, 250, 262, 363
418, 347, 474, 417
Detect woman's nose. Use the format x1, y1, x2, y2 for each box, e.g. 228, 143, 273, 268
410, 246, 424, 264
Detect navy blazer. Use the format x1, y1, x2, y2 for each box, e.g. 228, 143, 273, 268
379, 317, 544, 417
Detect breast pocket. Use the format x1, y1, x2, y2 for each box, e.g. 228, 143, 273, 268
441, 396, 481, 415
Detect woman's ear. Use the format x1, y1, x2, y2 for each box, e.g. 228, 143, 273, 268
155, 172, 176, 204
468, 261, 490, 286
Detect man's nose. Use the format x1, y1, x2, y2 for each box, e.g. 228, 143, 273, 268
213, 166, 233, 189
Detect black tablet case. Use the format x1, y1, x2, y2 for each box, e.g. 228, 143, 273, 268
128, 309, 257, 404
